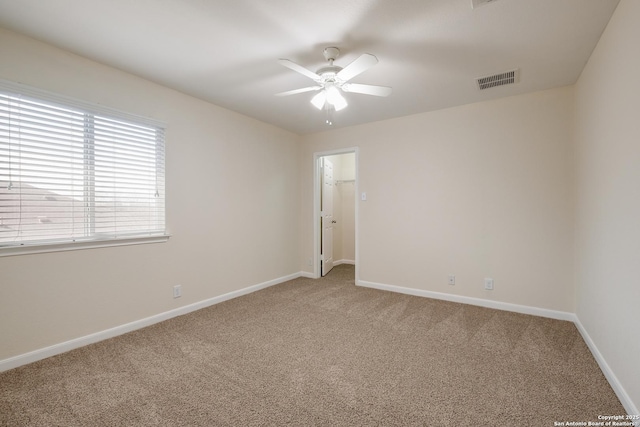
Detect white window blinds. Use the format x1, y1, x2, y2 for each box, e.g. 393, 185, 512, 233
0, 82, 166, 250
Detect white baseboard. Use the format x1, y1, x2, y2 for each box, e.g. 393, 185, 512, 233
357, 279, 574, 321
334, 259, 355, 266
573, 316, 639, 416
299, 271, 316, 278
357, 278, 638, 414
0, 271, 305, 373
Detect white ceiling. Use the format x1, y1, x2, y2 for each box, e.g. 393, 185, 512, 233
0, 0, 620, 135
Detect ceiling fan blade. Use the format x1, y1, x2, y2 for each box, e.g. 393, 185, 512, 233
278, 59, 322, 82
275, 86, 323, 97
342, 83, 392, 97
336, 53, 378, 82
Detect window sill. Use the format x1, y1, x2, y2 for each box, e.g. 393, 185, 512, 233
0, 235, 171, 257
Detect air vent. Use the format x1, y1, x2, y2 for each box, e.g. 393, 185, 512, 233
471, 0, 499, 9
476, 69, 520, 90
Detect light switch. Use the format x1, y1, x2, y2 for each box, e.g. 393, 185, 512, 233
361, 192, 367, 201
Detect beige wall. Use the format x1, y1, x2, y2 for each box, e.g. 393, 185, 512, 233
0, 28, 301, 360
301, 87, 575, 312
574, 0, 640, 410
338, 181, 356, 262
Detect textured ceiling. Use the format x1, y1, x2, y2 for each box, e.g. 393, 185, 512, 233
0, 0, 620, 134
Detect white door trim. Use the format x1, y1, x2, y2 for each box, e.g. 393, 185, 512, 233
312, 147, 359, 283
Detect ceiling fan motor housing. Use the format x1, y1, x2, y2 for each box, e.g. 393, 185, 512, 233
316, 66, 343, 82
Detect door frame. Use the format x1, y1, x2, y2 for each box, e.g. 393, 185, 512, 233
313, 147, 359, 282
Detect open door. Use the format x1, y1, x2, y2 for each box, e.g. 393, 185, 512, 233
321, 158, 334, 276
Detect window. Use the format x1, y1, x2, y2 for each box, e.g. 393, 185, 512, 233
0, 81, 166, 254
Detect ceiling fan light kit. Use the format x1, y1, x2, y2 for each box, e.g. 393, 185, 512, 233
277, 47, 392, 125
310, 90, 326, 110
323, 84, 347, 110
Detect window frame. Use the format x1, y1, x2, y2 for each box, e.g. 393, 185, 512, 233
0, 80, 169, 257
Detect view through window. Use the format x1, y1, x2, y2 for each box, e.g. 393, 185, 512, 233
0, 84, 165, 249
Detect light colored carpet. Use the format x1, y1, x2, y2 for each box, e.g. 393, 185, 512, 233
0, 265, 625, 426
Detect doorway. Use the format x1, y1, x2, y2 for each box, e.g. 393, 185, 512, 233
315, 149, 358, 279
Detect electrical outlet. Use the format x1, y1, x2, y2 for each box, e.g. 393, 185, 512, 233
307, 257, 312, 266
448, 275, 455, 285
484, 278, 494, 290
173, 284, 182, 298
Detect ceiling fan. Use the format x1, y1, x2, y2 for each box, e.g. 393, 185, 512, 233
276, 47, 392, 124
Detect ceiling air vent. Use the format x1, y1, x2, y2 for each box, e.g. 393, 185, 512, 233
471, 0, 500, 9
476, 69, 520, 90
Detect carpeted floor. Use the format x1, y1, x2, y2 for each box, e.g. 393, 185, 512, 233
0, 265, 625, 426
